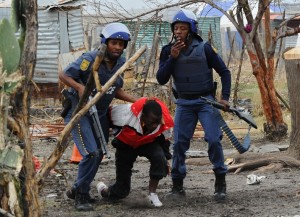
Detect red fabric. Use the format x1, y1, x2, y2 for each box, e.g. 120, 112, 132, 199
116, 97, 174, 148
33, 156, 41, 172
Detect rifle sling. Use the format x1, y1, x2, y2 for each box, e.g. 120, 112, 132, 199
217, 112, 251, 154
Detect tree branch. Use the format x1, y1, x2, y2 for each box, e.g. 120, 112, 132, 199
277, 26, 300, 40
278, 13, 300, 28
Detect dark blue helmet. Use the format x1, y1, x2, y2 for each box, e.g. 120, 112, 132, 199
171, 9, 198, 34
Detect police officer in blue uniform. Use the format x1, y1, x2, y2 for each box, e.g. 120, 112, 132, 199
156, 9, 231, 201
59, 22, 137, 211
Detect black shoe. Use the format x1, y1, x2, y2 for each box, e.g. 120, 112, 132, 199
165, 179, 186, 199
74, 193, 94, 211
214, 173, 227, 201
66, 188, 96, 203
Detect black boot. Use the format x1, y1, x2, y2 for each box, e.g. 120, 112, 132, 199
165, 179, 186, 199
66, 188, 96, 203
74, 192, 94, 211
214, 173, 226, 201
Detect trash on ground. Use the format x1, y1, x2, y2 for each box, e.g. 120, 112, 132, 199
246, 174, 266, 185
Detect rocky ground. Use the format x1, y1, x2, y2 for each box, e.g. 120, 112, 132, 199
33, 134, 300, 217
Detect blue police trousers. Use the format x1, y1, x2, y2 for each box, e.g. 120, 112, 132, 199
64, 93, 108, 194
171, 96, 227, 181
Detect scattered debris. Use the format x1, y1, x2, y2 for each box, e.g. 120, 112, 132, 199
246, 174, 266, 185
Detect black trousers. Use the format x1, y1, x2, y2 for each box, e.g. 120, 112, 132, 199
108, 140, 168, 199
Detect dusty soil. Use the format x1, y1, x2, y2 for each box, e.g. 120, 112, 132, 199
34, 134, 300, 217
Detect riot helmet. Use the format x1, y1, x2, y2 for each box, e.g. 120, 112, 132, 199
100, 22, 131, 48
171, 9, 198, 34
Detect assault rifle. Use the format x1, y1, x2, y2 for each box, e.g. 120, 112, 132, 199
201, 96, 257, 154
88, 96, 110, 159
200, 96, 257, 129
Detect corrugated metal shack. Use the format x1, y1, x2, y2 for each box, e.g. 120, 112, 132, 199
0, 0, 86, 99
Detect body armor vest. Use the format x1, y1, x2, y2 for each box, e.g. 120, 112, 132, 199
173, 41, 213, 95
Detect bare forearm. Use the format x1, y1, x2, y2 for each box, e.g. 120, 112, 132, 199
59, 72, 86, 97
59, 72, 84, 92
115, 88, 137, 103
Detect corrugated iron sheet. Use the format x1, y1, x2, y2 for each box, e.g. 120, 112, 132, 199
198, 17, 222, 55
38, 0, 80, 8
0, 6, 85, 83
58, 50, 85, 72
34, 10, 60, 83
68, 9, 85, 50
285, 35, 299, 49
118, 19, 222, 55
125, 21, 172, 49
35, 8, 85, 83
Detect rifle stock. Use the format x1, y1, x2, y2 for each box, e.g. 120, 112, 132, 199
200, 96, 257, 129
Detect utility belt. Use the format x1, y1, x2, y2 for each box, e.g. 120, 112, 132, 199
177, 91, 212, 100
174, 82, 217, 100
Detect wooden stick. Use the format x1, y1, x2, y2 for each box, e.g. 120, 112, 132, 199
92, 44, 107, 91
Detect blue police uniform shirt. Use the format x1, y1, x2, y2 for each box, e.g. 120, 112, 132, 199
64, 50, 124, 115
156, 38, 231, 101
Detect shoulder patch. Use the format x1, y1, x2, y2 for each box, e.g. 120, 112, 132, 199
80, 59, 90, 71
212, 45, 218, 54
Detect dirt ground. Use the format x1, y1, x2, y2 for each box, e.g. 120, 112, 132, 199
33, 133, 300, 217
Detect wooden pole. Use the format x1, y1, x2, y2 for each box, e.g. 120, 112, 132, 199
126, 19, 141, 60
226, 27, 236, 63
284, 47, 300, 158
227, 31, 236, 67
233, 44, 245, 106
140, 33, 159, 96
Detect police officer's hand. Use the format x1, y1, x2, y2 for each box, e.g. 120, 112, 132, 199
219, 99, 230, 112
170, 40, 185, 59
77, 84, 85, 98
